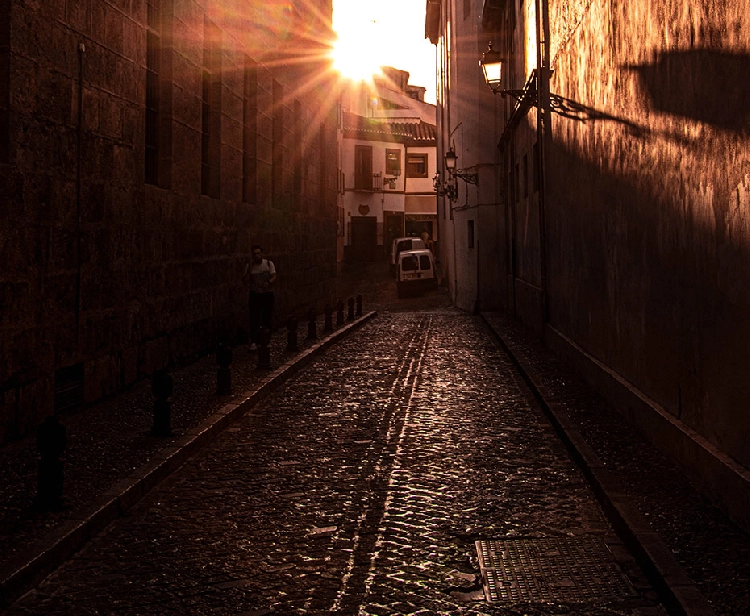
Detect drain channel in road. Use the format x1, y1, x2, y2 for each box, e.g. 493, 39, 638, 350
330, 316, 433, 612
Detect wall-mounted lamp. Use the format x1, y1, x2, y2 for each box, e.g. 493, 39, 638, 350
433, 172, 458, 201
479, 42, 531, 103
444, 148, 478, 186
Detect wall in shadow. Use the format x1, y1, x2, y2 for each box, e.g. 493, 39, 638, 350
628, 49, 750, 134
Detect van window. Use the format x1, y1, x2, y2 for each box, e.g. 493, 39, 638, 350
402, 255, 419, 271
397, 239, 413, 253
419, 255, 431, 269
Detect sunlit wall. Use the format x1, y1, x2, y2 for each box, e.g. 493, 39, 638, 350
544, 0, 750, 468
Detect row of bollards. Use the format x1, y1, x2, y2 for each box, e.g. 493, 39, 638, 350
32, 295, 364, 511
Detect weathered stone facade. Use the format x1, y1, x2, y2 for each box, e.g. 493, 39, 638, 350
0, 0, 338, 441
543, 0, 750, 470
432, 0, 749, 526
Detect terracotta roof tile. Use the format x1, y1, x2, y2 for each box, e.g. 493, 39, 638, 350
343, 112, 437, 144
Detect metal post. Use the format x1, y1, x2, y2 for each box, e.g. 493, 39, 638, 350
347, 297, 355, 321
307, 309, 317, 340
336, 299, 345, 326
356, 294, 363, 316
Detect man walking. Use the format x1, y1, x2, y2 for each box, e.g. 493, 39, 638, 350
243, 245, 276, 350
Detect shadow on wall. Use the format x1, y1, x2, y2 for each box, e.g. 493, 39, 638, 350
543, 121, 750, 469
549, 95, 648, 138
628, 49, 750, 134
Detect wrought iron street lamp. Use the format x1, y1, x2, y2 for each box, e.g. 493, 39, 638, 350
433, 172, 457, 200
479, 42, 531, 103
444, 148, 478, 186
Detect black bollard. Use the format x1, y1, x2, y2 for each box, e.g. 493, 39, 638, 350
356, 294, 363, 317
151, 369, 173, 436
324, 303, 334, 332
216, 342, 232, 395
336, 299, 345, 326
307, 309, 317, 340
286, 316, 298, 352
257, 327, 271, 369
347, 297, 355, 321
34, 415, 67, 511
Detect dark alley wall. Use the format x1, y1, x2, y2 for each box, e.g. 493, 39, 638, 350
544, 0, 749, 469
0, 1, 338, 441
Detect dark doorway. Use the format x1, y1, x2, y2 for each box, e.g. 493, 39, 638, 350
349, 216, 378, 261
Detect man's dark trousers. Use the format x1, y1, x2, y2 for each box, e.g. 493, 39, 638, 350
249, 291, 275, 344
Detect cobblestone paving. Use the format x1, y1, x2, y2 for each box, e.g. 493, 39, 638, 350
482, 312, 750, 616
7, 312, 666, 615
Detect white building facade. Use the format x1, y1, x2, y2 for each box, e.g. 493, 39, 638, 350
339, 70, 437, 261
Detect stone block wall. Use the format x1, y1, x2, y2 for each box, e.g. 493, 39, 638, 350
544, 0, 750, 468
0, 0, 338, 442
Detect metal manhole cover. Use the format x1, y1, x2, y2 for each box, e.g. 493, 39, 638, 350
475, 536, 637, 603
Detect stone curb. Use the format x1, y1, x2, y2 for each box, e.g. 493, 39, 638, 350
0, 311, 377, 609
480, 313, 716, 616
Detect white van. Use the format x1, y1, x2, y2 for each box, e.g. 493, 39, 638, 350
396, 249, 437, 297
390, 236, 426, 274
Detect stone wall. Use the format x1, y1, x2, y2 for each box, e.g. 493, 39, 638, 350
0, 0, 338, 441
544, 0, 750, 468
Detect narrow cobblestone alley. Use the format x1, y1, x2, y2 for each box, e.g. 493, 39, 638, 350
6, 310, 666, 615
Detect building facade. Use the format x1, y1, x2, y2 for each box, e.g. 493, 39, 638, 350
0, 1, 340, 441
339, 70, 437, 261
428, 0, 750, 529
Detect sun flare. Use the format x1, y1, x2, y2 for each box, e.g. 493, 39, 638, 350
330, 31, 383, 82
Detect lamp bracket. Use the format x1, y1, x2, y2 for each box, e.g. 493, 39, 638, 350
451, 169, 479, 185
433, 173, 459, 201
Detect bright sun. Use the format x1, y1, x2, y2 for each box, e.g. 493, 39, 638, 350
330, 29, 383, 82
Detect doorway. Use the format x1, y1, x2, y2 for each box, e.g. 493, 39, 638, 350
349, 216, 378, 261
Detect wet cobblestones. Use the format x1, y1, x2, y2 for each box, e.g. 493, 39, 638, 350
482, 312, 750, 616
7, 312, 665, 614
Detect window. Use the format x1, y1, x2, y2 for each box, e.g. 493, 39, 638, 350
294, 99, 302, 207
319, 123, 328, 205
354, 145, 373, 190
143, 0, 171, 187
468, 220, 475, 248
523, 154, 529, 197
406, 153, 428, 178
402, 254, 419, 271
272, 80, 284, 202
145, 0, 160, 184
385, 149, 401, 176
242, 58, 257, 203
0, 0, 10, 163
201, 19, 221, 198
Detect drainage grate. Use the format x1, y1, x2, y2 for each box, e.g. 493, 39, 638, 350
476, 536, 637, 603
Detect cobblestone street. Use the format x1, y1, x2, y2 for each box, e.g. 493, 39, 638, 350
6, 308, 666, 615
